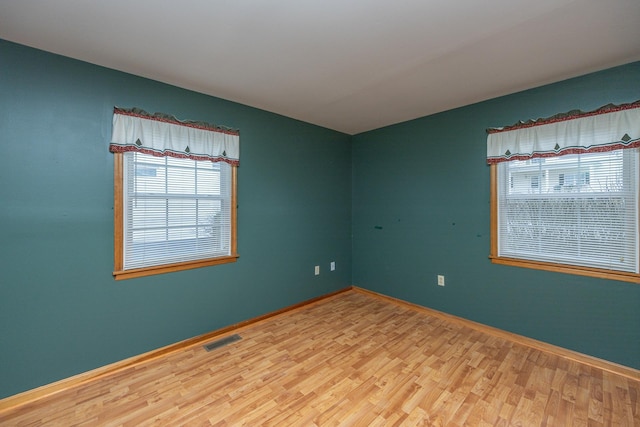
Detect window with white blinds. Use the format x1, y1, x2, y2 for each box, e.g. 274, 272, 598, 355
109, 107, 239, 279
122, 152, 233, 270
487, 101, 640, 282
496, 149, 639, 273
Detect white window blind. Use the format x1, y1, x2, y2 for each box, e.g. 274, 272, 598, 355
123, 152, 232, 270
496, 149, 639, 273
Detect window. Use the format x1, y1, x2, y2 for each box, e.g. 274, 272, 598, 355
496, 149, 637, 274
530, 175, 539, 189
488, 102, 640, 283
110, 108, 239, 280
119, 152, 235, 271
559, 171, 590, 188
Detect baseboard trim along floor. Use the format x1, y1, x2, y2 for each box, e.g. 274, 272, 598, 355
1, 285, 637, 415
0, 287, 352, 413
351, 287, 639, 381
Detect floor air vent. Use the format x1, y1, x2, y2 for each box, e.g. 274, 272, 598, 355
203, 334, 242, 352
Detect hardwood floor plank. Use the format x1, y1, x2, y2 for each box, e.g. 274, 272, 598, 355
1, 290, 639, 426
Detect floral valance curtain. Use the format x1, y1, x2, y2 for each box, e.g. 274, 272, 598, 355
486, 101, 640, 164
109, 107, 240, 166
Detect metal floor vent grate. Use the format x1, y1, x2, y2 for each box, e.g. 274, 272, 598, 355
203, 334, 242, 352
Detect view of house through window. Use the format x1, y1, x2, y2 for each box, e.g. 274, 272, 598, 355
495, 148, 639, 275
488, 102, 640, 282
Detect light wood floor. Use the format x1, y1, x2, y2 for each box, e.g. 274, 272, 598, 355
1, 290, 639, 426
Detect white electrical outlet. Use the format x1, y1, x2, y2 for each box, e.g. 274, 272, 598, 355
437, 275, 445, 286
330, 261, 336, 271
315, 265, 320, 275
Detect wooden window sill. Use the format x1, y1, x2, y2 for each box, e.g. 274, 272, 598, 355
113, 255, 239, 280
489, 256, 640, 284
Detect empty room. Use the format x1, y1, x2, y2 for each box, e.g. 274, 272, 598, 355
0, 1, 639, 425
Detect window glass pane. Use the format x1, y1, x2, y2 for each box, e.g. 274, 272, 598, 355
167, 227, 198, 241
131, 228, 168, 244
497, 149, 638, 273
166, 156, 189, 166
198, 200, 223, 224
130, 199, 167, 229
139, 155, 166, 165
123, 152, 233, 270
167, 199, 197, 227
506, 151, 624, 195
167, 167, 195, 194
134, 164, 167, 194
197, 168, 220, 195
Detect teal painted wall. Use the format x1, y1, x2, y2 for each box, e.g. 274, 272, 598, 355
352, 62, 640, 369
0, 39, 352, 398
1, 37, 639, 400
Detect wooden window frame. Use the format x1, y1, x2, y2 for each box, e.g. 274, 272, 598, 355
113, 153, 238, 280
489, 164, 640, 284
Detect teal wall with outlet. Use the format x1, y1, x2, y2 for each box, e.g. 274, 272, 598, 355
0, 39, 352, 399
1, 37, 639, 399
352, 61, 640, 369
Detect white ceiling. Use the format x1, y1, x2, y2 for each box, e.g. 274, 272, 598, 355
1, 0, 639, 135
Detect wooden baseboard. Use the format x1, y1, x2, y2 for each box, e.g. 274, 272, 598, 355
352, 286, 640, 381
0, 287, 352, 414
3, 285, 637, 414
